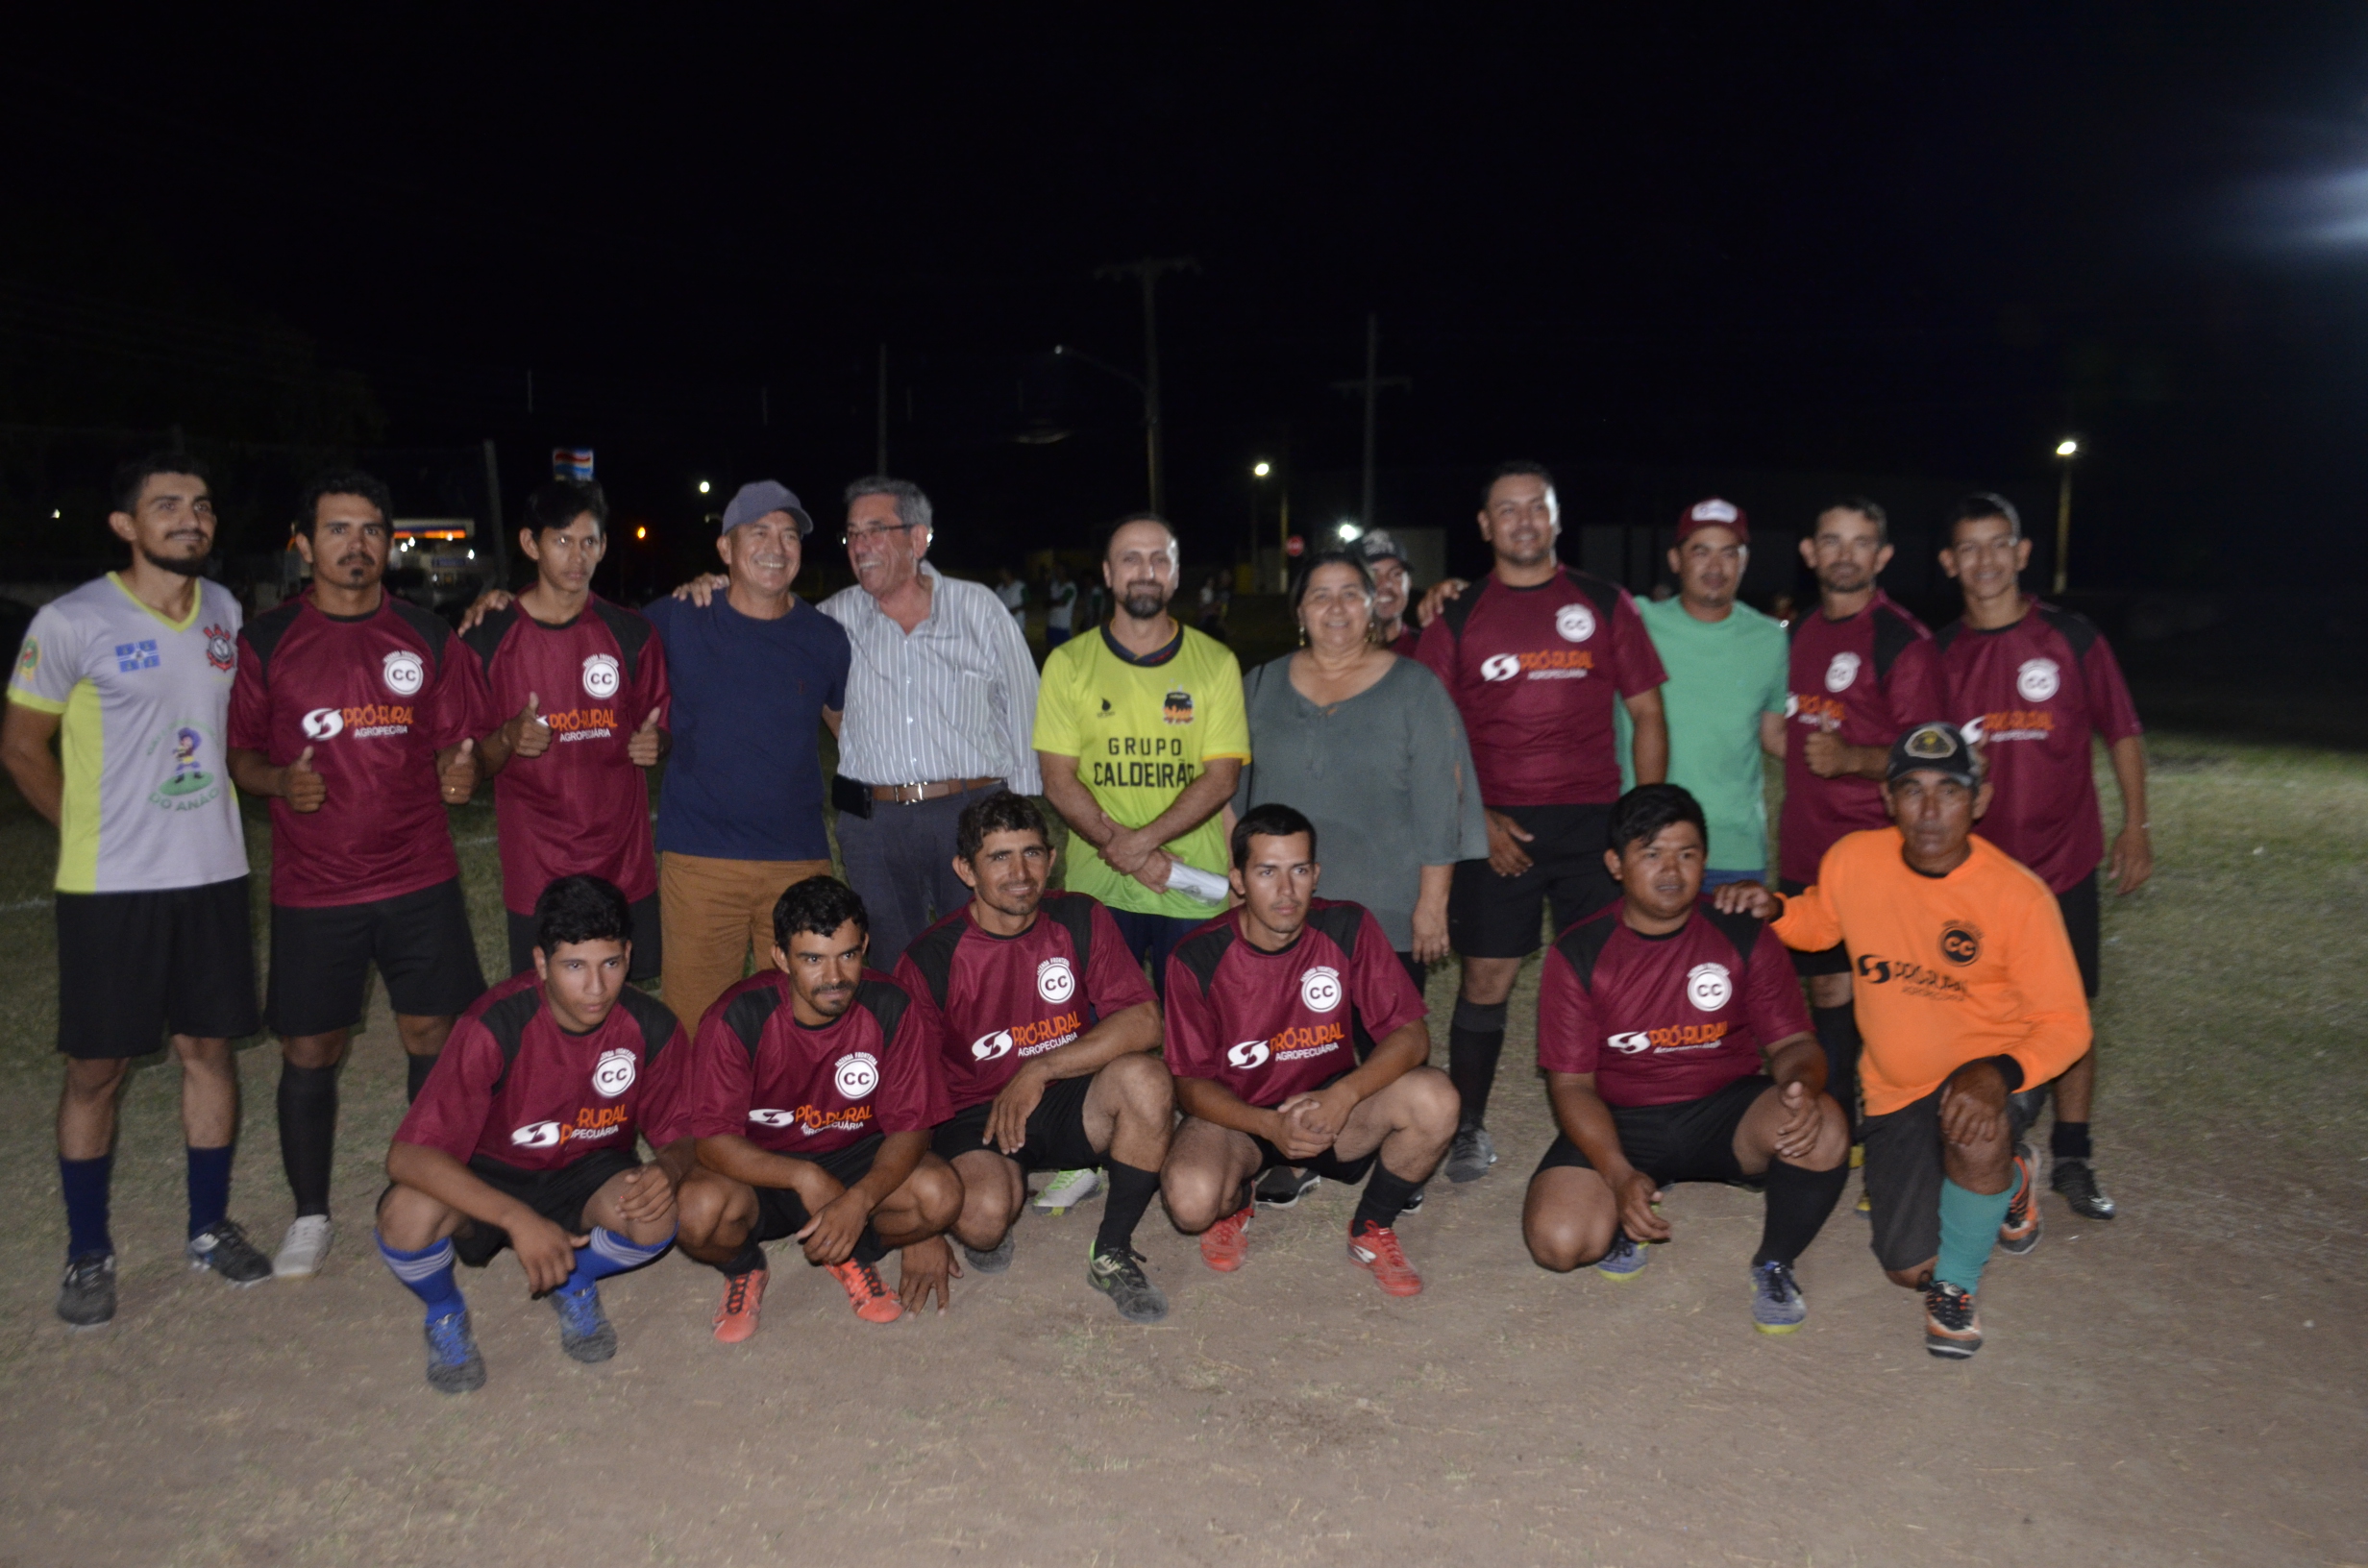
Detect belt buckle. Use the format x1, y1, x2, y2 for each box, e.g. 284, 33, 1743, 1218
892, 781, 927, 805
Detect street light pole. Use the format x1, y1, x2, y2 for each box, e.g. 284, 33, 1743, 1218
1329, 313, 1411, 527
2053, 437, 2080, 596
1094, 257, 1198, 515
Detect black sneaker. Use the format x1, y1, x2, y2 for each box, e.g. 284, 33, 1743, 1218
185, 1220, 272, 1286
960, 1233, 1016, 1274
1923, 1280, 1983, 1359
1399, 1185, 1425, 1215
2050, 1158, 2117, 1220
1254, 1166, 1320, 1209
57, 1252, 116, 1327
1443, 1125, 1497, 1184
1085, 1245, 1170, 1324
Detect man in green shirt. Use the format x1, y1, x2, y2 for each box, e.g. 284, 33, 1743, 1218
1621, 500, 1788, 886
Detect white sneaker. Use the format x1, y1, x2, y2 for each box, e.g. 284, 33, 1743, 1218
1032, 1168, 1101, 1214
274, 1215, 333, 1278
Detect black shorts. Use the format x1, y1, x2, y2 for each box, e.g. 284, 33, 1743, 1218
1531, 1073, 1771, 1187
1448, 802, 1619, 959
751, 1134, 885, 1242
446, 1146, 642, 1267
2055, 871, 2101, 999
930, 1073, 1102, 1172
1778, 877, 1851, 979
505, 892, 661, 983
267, 878, 486, 1037
1859, 1083, 2040, 1273
55, 876, 259, 1058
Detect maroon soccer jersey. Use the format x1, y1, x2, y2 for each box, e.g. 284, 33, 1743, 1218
1779, 592, 1947, 884
229, 592, 492, 907
1164, 899, 1425, 1110
1415, 567, 1665, 807
679, 969, 952, 1156
894, 892, 1156, 1110
1936, 602, 2143, 894
395, 971, 690, 1172
1536, 901, 1810, 1109
462, 597, 670, 911
1387, 626, 1420, 658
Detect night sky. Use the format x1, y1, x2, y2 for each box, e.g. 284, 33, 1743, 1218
10, 8, 2368, 594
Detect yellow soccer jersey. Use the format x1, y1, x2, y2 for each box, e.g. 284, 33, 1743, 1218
1032, 623, 1249, 919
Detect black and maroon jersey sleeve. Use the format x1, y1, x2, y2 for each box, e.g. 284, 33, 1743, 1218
1076, 895, 1157, 1018
681, 975, 777, 1139
392, 1005, 510, 1164
1604, 586, 1666, 698
615, 988, 693, 1147
1160, 919, 1234, 1085
865, 975, 955, 1135
1311, 901, 1424, 1045
1536, 910, 1618, 1076
395, 597, 490, 753
1737, 915, 1813, 1048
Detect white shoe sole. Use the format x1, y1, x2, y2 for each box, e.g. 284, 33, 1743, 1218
273, 1220, 333, 1278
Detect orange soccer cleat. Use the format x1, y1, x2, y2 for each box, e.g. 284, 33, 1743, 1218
1199, 1205, 1253, 1272
711, 1266, 768, 1344
827, 1258, 905, 1324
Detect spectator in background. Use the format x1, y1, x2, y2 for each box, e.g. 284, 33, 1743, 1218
1044, 561, 1078, 649
1236, 551, 1486, 1209
643, 481, 848, 1033
1196, 572, 1231, 640
995, 566, 1027, 626
1357, 529, 1420, 655
1620, 500, 1789, 889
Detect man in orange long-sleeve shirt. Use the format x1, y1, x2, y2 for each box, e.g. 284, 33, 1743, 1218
1719, 722, 2088, 1359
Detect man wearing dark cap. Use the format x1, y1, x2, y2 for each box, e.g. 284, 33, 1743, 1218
643, 481, 851, 1031
1355, 530, 1420, 655
1717, 723, 2090, 1359
1621, 500, 1789, 890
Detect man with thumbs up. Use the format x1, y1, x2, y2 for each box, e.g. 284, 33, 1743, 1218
229, 471, 495, 1280
463, 480, 671, 984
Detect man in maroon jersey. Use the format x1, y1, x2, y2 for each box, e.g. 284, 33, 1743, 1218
673, 876, 961, 1342
464, 479, 671, 981
1779, 498, 1947, 1127
1413, 461, 1669, 1186
1160, 803, 1458, 1298
1522, 785, 1848, 1332
227, 471, 493, 1283
897, 792, 1172, 1322
375, 875, 694, 1394
1936, 493, 2150, 1220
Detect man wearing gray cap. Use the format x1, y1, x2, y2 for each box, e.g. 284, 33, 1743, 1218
643, 481, 851, 1029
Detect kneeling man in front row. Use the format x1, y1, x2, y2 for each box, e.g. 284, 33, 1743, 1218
1522, 785, 1849, 1333
378, 874, 693, 1393
897, 792, 1173, 1323
1161, 803, 1458, 1297
674, 877, 961, 1341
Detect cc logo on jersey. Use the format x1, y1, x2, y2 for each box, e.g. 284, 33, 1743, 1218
591, 1047, 636, 1098
581, 653, 621, 699
382, 649, 426, 697
1555, 603, 1596, 643
748, 1109, 799, 1128
1299, 966, 1343, 1013
509, 1120, 564, 1148
833, 1052, 879, 1098
301, 706, 345, 741
1825, 651, 1861, 693
1608, 1031, 1653, 1055
1685, 962, 1733, 1012
1939, 922, 1982, 967
1480, 653, 1521, 682
972, 1030, 1015, 1062
1226, 1040, 1272, 1069
1036, 957, 1076, 1004
2016, 658, 2060, 702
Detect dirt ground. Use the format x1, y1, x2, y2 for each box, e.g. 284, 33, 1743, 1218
2, 739, 2364, 1566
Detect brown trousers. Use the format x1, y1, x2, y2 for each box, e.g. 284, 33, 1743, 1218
659, 851, 832, 1033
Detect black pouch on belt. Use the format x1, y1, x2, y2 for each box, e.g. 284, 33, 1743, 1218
829, 774, 876, 820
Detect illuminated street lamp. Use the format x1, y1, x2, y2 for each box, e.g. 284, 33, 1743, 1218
1251, 460, 1270, 478
697, 479, 712, 495
1337, 521, 1363, 543
2053, 437, 2081, 595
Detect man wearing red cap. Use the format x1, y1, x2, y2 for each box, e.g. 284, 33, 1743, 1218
1621, 500, 1789, 890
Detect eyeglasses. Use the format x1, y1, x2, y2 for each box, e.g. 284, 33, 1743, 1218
842, 522, 920, 546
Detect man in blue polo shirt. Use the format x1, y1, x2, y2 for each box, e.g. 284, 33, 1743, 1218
643, 481, 851, 1029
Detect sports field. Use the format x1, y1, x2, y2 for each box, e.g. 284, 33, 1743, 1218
0, 734, 2360, 1567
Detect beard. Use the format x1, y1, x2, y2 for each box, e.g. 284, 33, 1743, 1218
1120, 586, 1170, 620
1816, 565, 1870, 595
139, 543, 209, 577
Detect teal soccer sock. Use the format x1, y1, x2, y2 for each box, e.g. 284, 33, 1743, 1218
1936, 1178, 2012, 1294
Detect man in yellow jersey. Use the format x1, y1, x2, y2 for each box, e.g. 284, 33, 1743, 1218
1033, 514, 1249, 1212
1716, 722, 2087, 1360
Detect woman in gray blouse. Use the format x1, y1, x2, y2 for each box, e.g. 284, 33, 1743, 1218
1236, 551, 1488, 985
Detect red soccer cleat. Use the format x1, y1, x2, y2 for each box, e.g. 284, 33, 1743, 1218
827, 1258, 904, 1324
711, 1266, 768, 1344
1347, 1219, 1423, 1297
1199, 1205, 1253, 1272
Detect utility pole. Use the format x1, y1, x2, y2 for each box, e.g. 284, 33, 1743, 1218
1329, 313, 1411, 527
876, 343, 889, 475
1094, 257, 1198, 515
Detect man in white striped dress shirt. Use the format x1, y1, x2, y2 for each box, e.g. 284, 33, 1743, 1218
822, 477, 1043, 968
